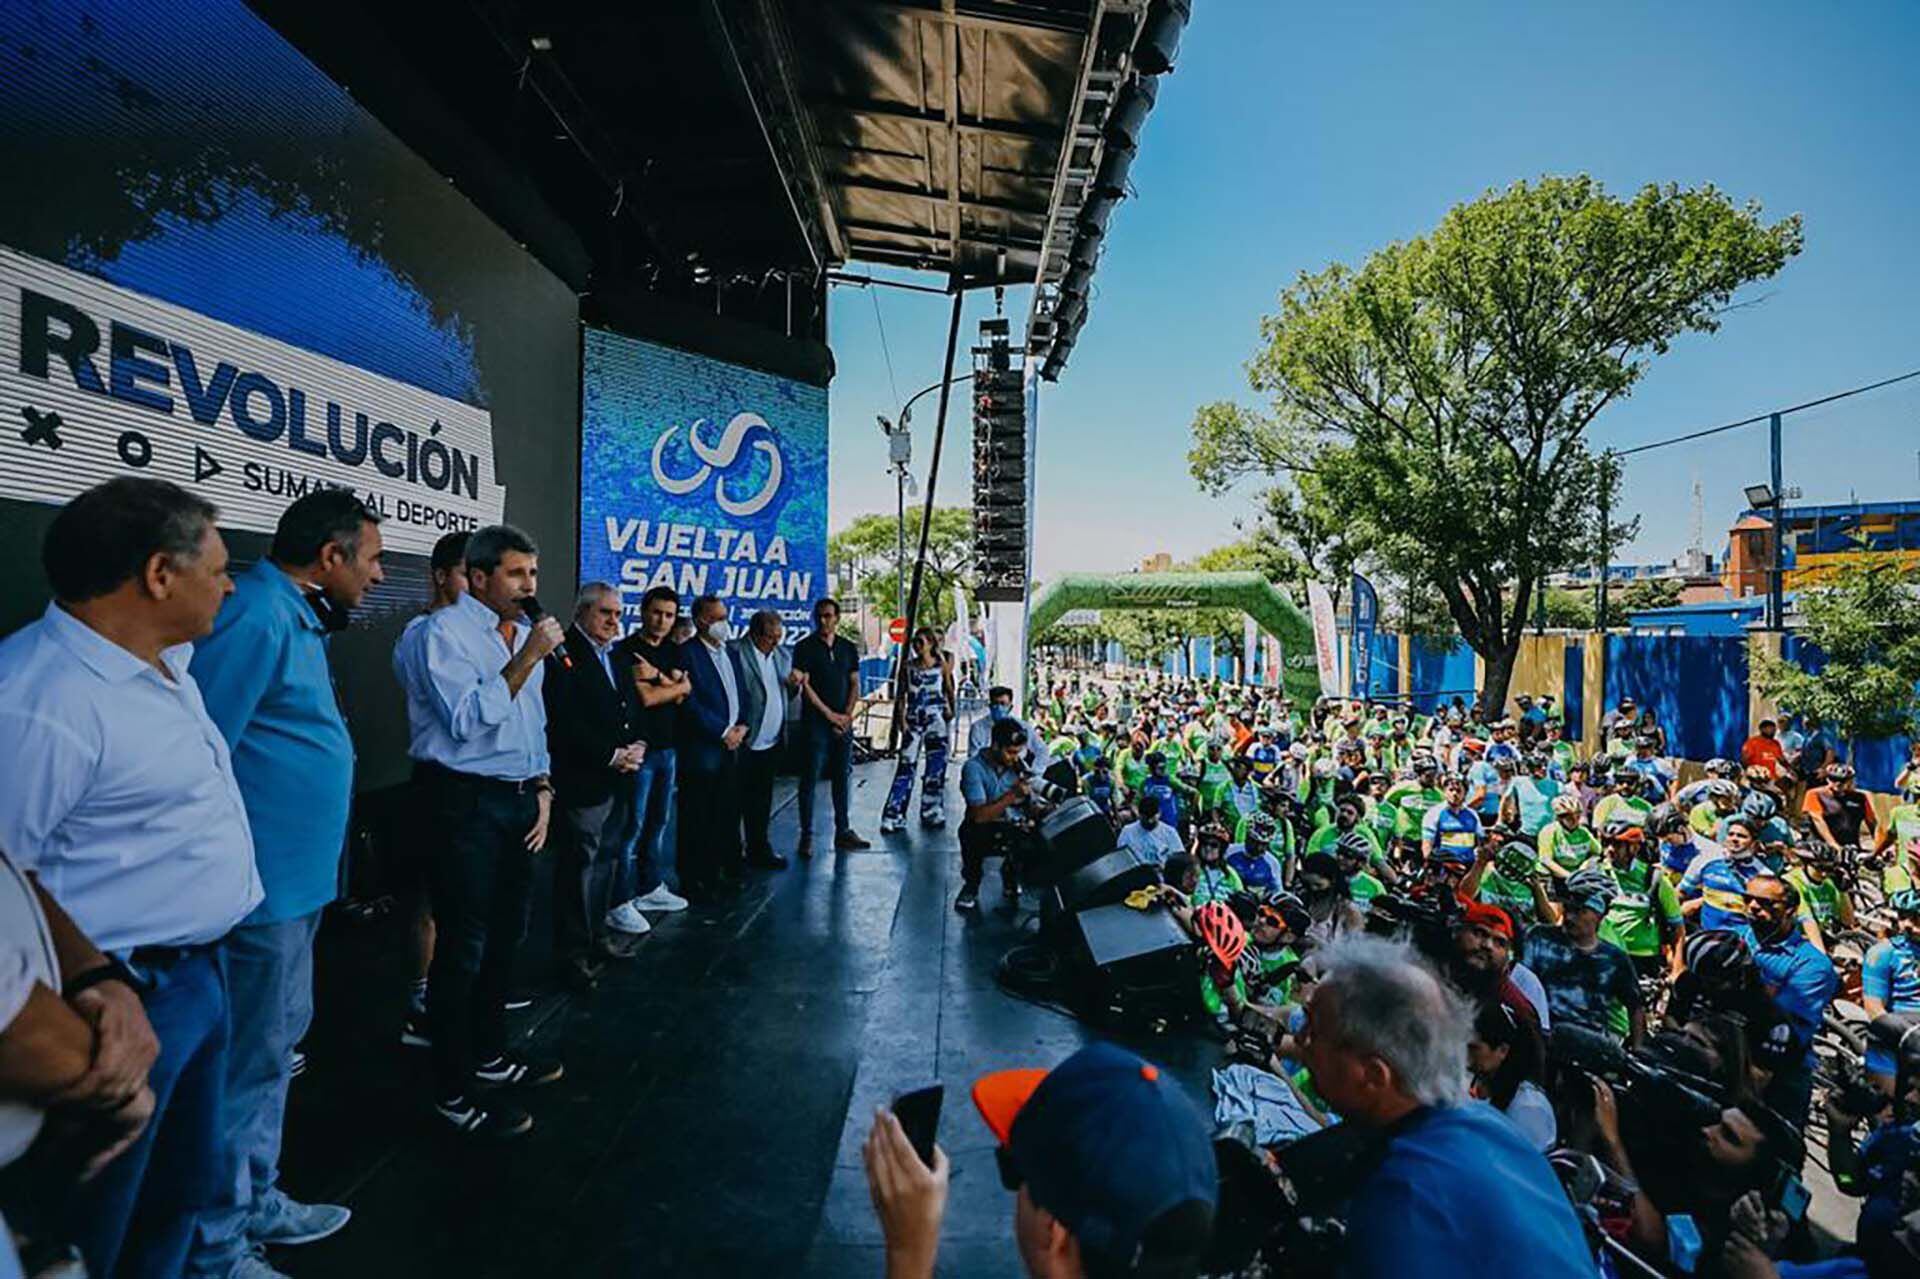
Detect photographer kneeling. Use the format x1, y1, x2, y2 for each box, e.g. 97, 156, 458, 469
1297, 935, 1593, 1277
957, 717, 1047, 913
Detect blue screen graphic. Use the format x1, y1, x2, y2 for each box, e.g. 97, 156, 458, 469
581, 329, 828, 638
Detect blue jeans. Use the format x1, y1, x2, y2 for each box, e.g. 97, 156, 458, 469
796, 724, 852, 841
189, 912, 322, 1276
71, 948, 230, 1279
623, 746, 678, 897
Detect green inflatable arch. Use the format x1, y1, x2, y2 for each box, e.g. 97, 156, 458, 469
1029, 571, 1325, 704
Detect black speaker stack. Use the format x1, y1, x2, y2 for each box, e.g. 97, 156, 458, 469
971, 317, 1027, 603
1009, 802, 1197, 1030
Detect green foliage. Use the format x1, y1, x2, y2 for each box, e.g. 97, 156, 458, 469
1755, 559, 1920, 754
1546, 577, 1684, 630
1190, 175, 1801, 713
828, 507, 973, 632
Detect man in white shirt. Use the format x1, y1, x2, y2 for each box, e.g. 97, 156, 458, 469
0, 477, 260, 1277
1117, 805, 1186, 867
731, 610, 804, 870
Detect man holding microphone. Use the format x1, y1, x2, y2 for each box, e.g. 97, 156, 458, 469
412, 525, 565, 1140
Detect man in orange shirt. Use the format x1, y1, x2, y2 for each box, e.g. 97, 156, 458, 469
1742, 718, 1789, 779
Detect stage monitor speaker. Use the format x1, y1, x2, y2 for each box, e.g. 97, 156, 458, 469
1024, 797, 1115, 887
1068, 903, 1196, 1026
1050, 846, 1160, 916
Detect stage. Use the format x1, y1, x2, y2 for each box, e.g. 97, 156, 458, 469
280, 758, 1222, 1277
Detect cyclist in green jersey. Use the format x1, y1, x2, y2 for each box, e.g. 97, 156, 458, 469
1500, 752, 1563, 838
1191, 825, 1245, 906
1592, 768, 1653, 831
1688, 778, 1741, 838
1537, 793, 1601, 879
1783, 841, 1855, 952
1384, 753, 1446, 845
1333, 830, 1390, 909
1591, 812, 1684, 980
1306, 794, 1385, 866
1196, 741, 1235, 818
1363, 773, 1402, 859
1871, 784, 1920, 894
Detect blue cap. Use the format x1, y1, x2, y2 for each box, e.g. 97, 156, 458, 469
973, 1043, 1216, 1267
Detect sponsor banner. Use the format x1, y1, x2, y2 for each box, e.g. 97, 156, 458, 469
1350, 572, 1379, 697
1056, 608, 1102, 627
580, 328, 827, 639
1306, 580, 1339, 696
0, 246, 503, 555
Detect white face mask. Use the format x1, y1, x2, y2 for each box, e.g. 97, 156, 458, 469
703, 619, 730, 643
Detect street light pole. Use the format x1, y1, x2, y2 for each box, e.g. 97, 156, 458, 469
1769, 411, 1785, 631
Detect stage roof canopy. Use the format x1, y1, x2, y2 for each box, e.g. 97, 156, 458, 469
261, 0, 1189, 377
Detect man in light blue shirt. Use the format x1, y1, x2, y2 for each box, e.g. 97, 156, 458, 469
412, 525, 565, 1141
188, 491, 384, 1276
0, 478, 262, 1279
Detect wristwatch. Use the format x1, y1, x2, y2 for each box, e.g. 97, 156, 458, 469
65, 956, 139, 999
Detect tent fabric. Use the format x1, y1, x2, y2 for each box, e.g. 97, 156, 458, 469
1029, 572, 1324, 704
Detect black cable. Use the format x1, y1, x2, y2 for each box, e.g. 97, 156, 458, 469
1614, 366, 1920, 458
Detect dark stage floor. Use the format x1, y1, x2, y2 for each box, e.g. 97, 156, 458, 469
279, 758, 1223, 1278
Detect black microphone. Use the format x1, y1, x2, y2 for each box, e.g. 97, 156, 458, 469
519, 595, 572, 668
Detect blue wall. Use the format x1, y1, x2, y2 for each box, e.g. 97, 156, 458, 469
1407, 638, 1477, 713
1604, 635, 1749, 763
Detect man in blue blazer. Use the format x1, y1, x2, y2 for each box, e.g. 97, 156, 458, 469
676, 594, 750, 901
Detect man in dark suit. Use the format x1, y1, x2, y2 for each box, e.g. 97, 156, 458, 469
730, 609, 804, 868
542, 582, 645, 989
677, 593, 750, 901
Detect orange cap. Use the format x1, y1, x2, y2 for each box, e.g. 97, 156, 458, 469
970, 1068, 1049, 1144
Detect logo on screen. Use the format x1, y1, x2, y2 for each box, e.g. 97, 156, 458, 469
650, 411, 784, 517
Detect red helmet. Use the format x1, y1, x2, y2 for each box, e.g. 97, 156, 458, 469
1194, 901, 1248, 969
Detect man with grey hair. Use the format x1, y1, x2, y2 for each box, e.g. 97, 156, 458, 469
730, 609, 804, 867
541, 581, 646, 991
1298, 936, 1594, 1277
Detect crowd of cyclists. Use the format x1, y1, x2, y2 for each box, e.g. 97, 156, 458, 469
1011, 661, 1920, 1278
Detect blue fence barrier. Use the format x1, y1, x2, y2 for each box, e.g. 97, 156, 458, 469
1781, 637, 1914, 793
1603, 635, 1749, 763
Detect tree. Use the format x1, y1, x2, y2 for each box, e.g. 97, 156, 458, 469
828, 507, 973, 633
1754, 559, 1920, 759
1189, 176, 1801, 716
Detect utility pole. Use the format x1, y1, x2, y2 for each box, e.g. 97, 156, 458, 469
1593, 451, 1613, 633
1769, 412, 1785, 631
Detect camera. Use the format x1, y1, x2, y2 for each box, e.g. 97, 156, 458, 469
1204, 1123, 1390, 1279
1018, 769, 1068, 806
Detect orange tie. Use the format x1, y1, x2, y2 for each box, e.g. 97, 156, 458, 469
498, 619, 518, 653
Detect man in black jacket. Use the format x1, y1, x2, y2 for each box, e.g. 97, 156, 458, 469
543, 582, 645, 989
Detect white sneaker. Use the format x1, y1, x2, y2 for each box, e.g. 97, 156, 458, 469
631, 884, 689, 912
604, 901, 653, 935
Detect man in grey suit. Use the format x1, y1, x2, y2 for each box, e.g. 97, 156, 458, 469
732, 610, 805, 868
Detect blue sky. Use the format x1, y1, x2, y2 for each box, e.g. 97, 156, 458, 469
826, 0, 1920, 580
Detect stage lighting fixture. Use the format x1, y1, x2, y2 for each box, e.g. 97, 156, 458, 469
1133, 0, 1191, 75
1094, 144, 1135, 200
1055, 291, 1087, 330
1069, 228, 1102, 271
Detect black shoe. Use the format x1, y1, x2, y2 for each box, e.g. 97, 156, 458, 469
474, 1053, 565, 1089
435, 1095, 533, 1140
955, 887, 980, 912
796, 837, 814, 861
836, 830, 872, 851
748, 850, 789, 870
400, 1012, 432, 1049
559, 956, 601, 993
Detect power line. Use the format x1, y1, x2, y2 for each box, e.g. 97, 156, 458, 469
1614, 365, 1920, 457
869, 284, 901, 411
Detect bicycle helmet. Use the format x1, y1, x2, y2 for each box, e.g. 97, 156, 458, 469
1334, 830, 1375, 864
1646, 803, 1689, 838
1740, 791, 1777, 822
1411, 752, 1439, 774
1685, 929, 1757, 987
1246, 812, 1279, 843
1704, 758, 1739, 779
1703, 778, 1740, 801
1551, 793, 1585, 818
1601, 813, 1647, 845
1194, 901, 1248, 969
1827, 763, 1856, 782
1495, 840, 1540, 882
1609, 768, 1640, 788
1224, 890, 1264, 926
1563, 867, 1620, 912
1891, 888, 1920, 917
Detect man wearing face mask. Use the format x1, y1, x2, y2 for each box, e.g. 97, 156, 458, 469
676, 595, 751, 901
188, 489, 383, 1275
1116, 797, 1184, 866
967, 686, 1051, 777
